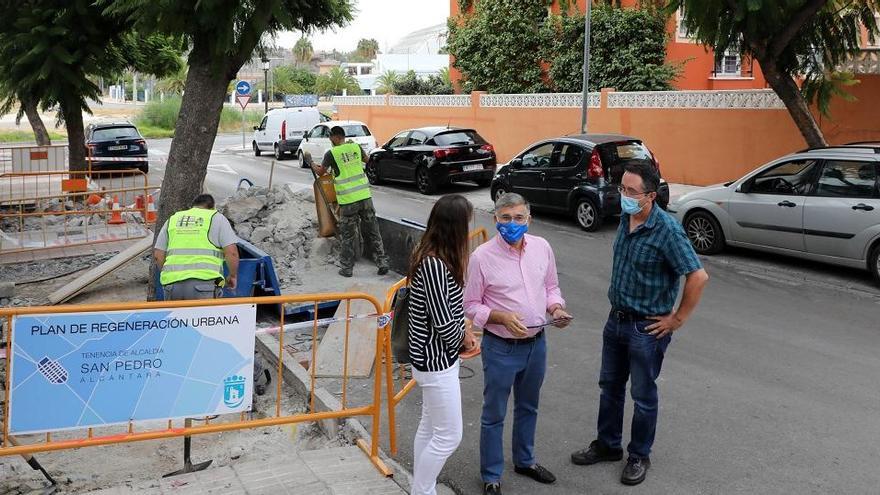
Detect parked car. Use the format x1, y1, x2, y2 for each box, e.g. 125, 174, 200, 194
490, 134, 669, 231
365, 127, 497, 195
669, 144, 880, 283
84, 121, 149, 174
252, 107, 322, 160
297, 120, 376, 168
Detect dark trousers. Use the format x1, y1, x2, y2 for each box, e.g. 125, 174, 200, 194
597, 315, 671, 459
480, 331, 547, 483
337, 197, 389, 270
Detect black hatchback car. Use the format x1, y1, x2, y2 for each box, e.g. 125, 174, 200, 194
366, 127, 496, 194
84, 122, 149, 173
490, 134, 669, 231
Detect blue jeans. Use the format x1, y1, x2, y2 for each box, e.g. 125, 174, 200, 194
480, 331, 547, 483
597, 315, 671, 459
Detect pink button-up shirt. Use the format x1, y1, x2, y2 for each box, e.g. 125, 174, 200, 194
464, 234, 565, 339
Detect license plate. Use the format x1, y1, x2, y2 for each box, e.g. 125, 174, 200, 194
463, 164, 482, 172
107, 145, 127, 151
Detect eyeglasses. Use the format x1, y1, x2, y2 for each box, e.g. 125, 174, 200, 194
496, 214, 529, 224
617, 185, 655, 197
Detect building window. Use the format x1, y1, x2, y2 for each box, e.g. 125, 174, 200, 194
676, 8, 694, 42
713, 49, 742, 77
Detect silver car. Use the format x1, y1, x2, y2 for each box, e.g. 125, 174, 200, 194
668, 144, 880, 284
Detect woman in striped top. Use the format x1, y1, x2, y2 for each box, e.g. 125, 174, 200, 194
408, 194, 477, 495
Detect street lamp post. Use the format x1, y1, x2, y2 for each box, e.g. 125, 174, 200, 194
580, 0, 592, 134
262, 57, 270, 114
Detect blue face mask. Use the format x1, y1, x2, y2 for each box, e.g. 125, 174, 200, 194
620, 195, 644, 215
496, 221, 528, 244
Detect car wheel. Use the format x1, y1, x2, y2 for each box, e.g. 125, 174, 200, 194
274, 144, 284, 161
869, 242, 880, 286
574, 197, 602, 232
684, 211, 725, 255
475, 178, 492, 188
416, 167, 437, 195
491, 185, 506, 203
365, 161, 383, 185
253, 141, 261, 157
298, 151, 308, 168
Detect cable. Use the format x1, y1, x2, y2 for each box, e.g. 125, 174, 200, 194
18, 265, 91, 285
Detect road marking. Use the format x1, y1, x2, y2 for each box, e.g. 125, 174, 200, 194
207, 163, 238, 175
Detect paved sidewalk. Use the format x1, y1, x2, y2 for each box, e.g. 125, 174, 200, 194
87, 446, 406, 495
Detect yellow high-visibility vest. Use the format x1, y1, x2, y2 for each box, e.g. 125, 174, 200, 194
330, 142, 371, 205
160, 207, 225, 285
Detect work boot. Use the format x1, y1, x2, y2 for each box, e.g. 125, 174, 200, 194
338, 268, 353, 278
377, 265, 389, 276
482, 482, 502, 495
571, 440, 624, 465
621, 456, 651, 486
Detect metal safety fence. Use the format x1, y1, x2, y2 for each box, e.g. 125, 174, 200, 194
0, 144, 69, 174
0, 170, 156, 254
0, 292, 392, 476
383, 227, 489, 455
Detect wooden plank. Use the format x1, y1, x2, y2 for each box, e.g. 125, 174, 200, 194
313, 281, 387, 378
48, 233, 153, 304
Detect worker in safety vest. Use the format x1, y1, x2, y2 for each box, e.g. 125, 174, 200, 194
312, 125, 389, 278
153, 194, 240, 299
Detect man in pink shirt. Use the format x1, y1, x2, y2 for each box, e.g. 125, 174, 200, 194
464, 193, 571, 495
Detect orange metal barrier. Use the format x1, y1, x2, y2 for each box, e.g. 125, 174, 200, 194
383, 227, 489, 455
0, 170, 155, 254
0, 144, 69, 174
0, 293, 392, 476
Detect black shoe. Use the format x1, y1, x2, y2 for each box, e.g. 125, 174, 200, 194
338, 268, 353, 277
621, 456, 651, 486
571, 440, 624, 465
482, 482, 502, 495
514, 464, 556, 484
377, 265, 389, 275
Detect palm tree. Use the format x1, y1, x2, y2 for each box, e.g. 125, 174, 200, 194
294, 37, 314, 67
356, 38, 380, 60
439, 67, 451, 86
315, 67, 361, 96
155, 64, 187, 95
376, 70, 399, 94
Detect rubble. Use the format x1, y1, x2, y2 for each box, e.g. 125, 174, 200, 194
221, 185, 335, 287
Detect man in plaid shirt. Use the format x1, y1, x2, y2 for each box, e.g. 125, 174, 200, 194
571, 161, 709, 486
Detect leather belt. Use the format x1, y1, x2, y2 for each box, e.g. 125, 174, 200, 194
485, 330, 544, 345
611, 309, 649, 322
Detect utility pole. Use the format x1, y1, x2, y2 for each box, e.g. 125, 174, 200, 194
580, 0, 592, 134
262, 56, 270, 114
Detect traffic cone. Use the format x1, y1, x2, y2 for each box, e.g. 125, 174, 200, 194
145, 194, 157, 223
108, 195, 125, 224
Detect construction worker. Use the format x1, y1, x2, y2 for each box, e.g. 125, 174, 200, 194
312, 125, 389, 278
153, 194, 239, 298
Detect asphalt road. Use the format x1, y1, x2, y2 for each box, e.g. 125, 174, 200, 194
148, 135, 880, 494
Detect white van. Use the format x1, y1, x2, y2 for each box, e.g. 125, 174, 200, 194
252, 107, 322, 160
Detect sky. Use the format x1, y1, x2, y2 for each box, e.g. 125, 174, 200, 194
275, 0, 450, 53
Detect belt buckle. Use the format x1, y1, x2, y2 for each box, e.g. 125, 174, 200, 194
614, 310, 626, 321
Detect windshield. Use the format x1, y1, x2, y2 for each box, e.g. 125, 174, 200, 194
432, 130, 486, 146
93, 126, 140, 141
343, 125, 371, 137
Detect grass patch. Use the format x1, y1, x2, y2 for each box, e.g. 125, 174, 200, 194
0, 129, 67, 143
136, 97, 263, 136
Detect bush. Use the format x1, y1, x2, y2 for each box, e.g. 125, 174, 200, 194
391, 70, 454, 95
137, 97, 262, 134
136, 97, 182, 129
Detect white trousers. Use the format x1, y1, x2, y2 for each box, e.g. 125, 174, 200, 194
411, 360, 463, 495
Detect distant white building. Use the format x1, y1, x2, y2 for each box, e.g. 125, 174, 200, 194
388, 23, 447, 56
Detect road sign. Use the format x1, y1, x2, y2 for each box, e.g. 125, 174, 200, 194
235, 80, 251, 96
283, 94, 319, 108
236, 95, 251, 109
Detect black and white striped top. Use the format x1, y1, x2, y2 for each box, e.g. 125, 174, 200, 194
408, 256, 465, 372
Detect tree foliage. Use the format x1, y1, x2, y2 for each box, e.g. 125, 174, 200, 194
315, 67, 361, 95
671, 0, 880, 147
273, 65, 317, 96
155, 62, 188, 95
545, 6, 679, 92
391, 70, 454, 95
356, 38, 380, 60
294, 36, 314, 66
376, 70, 400, 94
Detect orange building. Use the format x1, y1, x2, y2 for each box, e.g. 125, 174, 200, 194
449, 0, 771, 91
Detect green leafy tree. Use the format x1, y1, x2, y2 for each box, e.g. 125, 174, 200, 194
447, 0, 550, 93
0, 84, 52, 145
376, 70, 400, 94
294, 37, 315, 66
107, 0, 353, 270
545, 6, 679, 92
273, 65, 317, 97
315, 67, 362, 95
671, 0, 880, 147
155, 62, 188, 96
0, 1, 182, 169
390, 70, 454, 95
356, 38, 380, 60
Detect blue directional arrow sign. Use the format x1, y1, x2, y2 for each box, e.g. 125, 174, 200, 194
235, 80, 251, 96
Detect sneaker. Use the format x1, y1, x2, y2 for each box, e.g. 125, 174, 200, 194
338, 268, 353, 277
377, 265, 389, 275
482, 482, 502, 495
514, 464, 556, 484
621, 456, 651, 486
571, 440, 624, 465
